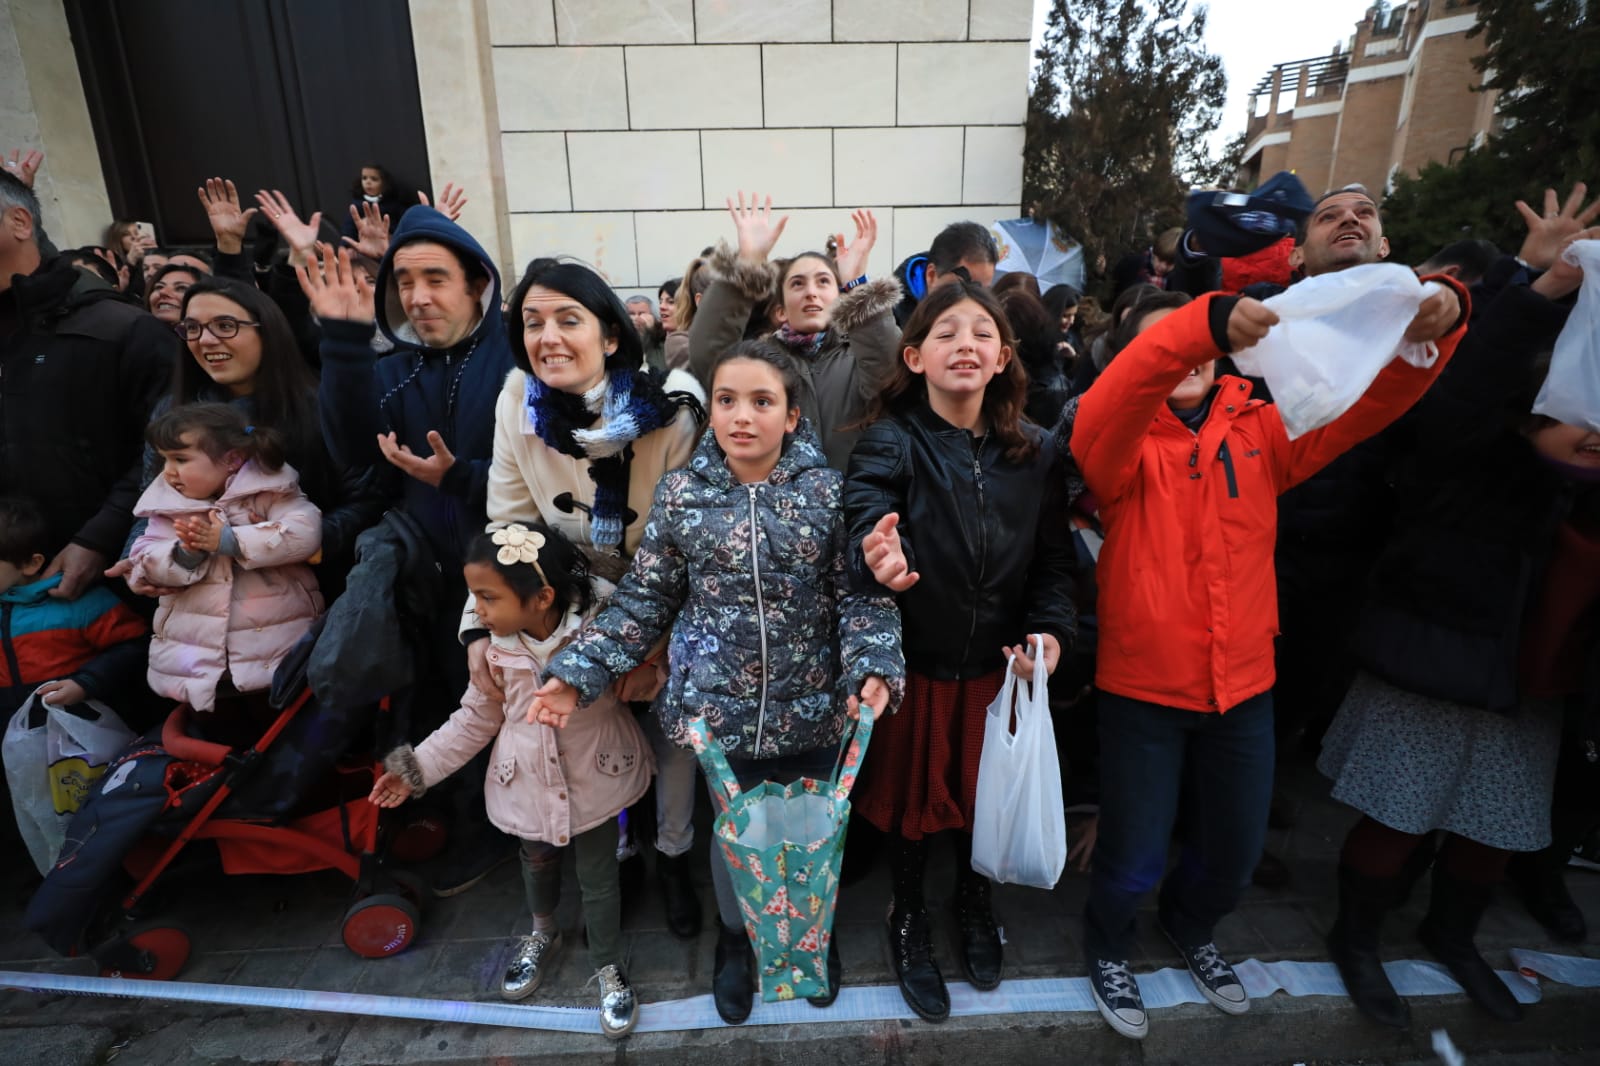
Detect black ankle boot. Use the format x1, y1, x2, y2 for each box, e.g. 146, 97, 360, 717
1417, 868, 1523, 1022
806, 937, 843, 1007
887, 904, 949, 1022
1509, 848, 1586, 943
1327, 864, 1411, 1029
712, 924, 754, 1025
954, 875, 1003, 990
656, 851, 702, 940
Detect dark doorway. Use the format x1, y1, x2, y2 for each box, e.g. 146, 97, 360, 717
65, 0, 432, 246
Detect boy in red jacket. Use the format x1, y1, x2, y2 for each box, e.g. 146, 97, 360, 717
1069, 277, 1467, 1040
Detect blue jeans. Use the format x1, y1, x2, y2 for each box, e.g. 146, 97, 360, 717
1084, 690, 1275, 960
703, 744, 840, 929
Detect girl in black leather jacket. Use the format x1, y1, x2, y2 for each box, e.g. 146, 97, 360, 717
844, 281, 1076, 1023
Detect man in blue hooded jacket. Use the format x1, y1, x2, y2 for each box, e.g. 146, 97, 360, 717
302, 206, 516, 895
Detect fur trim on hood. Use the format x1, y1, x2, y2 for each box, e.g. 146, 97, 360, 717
829, 276, 902, 335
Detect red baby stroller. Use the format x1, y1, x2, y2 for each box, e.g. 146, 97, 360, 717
96, 692, 425, 979
25, 511, 448, 979
25, 627, 437, 980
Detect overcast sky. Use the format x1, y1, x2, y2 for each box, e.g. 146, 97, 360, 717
1030, 0, 1377, 142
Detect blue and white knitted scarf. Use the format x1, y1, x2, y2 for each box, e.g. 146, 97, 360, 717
522, 367, 683, 550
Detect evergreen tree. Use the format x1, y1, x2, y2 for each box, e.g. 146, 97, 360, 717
1023, 0, 1226, 273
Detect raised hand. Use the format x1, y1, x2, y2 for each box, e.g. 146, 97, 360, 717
377, 429, 455, 488
368, 770, 414, 808
834, 209, 878, 282
418, 182, 468, 222
296, 242, 375, 324
1005, 632, 1061, 678
3, 148, 43, 188
527, 676, 579, 728
1402, 285, 1462, 345
255, 188, 323, 264
1531, 226, 1600, 302
726, 190, 789, 264
862, 512, 919, 592
196, 177, 258, 254
1515, 183, 1600, 271
342, 201, 391, 259
1226, 297, 1279, 352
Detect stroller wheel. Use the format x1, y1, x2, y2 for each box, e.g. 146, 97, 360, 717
342, 894, 420, 958
96, 924, 192, 981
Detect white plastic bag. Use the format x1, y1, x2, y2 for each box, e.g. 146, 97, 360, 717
2, 688, 135, 874
1230, 263, 1439, 439
1533, 239, 1600, 431
970, 637, 1067, 889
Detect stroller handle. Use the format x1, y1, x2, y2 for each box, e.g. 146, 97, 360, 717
161, 705, 234, 767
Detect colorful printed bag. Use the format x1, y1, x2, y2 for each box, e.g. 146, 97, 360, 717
686, 712, 873, 1002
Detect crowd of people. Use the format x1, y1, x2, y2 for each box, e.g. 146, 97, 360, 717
1, 143, 1597, 1043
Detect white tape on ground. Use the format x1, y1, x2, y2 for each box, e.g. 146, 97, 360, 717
5, 952, 1592, 1037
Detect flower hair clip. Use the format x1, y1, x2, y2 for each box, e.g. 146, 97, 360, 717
490, 523, 548, 583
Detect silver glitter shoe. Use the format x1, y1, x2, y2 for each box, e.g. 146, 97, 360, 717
500, 930, 563, 1001
592, 963, 639, 1040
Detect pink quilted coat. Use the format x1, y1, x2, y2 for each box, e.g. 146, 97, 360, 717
397, 599, 654, 846
130, 461, 323, 711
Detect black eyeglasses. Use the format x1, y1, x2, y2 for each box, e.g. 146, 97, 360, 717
173, 315, 260, 341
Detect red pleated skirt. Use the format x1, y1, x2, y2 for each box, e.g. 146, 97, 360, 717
852, 668, 1006, 841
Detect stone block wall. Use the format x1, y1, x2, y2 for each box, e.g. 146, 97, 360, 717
462, 0, 1033, 293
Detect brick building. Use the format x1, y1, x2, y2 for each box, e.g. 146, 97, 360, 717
1239, 0, 1498, 199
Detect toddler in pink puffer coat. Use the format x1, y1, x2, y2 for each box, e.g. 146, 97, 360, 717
129, 403, 322, 713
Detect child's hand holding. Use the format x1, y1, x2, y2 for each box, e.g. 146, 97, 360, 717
527, 677, 579, 728
1226, 297, 1279, 353
1006, 632, 1061, 677
848, 675, 892, 722
863, 512, 919, 592
36, 678, 87, 707
369, 770, 414, 808
174, 512, 224, 554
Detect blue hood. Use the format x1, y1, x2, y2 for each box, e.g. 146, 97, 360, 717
373, 206, 503, 352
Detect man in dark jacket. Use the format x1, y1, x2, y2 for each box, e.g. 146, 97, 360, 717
0, 170, 178, 601
302, 205, 516, 895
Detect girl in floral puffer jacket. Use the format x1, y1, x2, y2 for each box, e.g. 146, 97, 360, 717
531, 341, 905, 1025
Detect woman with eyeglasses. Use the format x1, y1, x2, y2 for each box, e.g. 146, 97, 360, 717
117, 276, 383, 594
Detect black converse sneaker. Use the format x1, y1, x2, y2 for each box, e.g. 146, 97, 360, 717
1160, 922, 1249, 1014
1089, 958, 1148, 1039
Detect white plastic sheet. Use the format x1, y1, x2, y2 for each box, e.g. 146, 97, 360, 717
2, 689, 134, 873
971, 638, 1067, 889
1533, 239, 1600, 431
1230, 263, 1440, 439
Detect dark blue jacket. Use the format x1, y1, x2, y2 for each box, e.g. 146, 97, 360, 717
317, 207, 514, 566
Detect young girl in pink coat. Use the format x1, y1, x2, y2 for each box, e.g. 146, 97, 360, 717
129, 403, 322, 716
370, 522, 653, 1041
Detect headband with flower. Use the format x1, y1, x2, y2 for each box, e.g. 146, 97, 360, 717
490, 522, 547, 585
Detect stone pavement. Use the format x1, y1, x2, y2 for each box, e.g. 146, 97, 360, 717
2, 759, 1598, 1065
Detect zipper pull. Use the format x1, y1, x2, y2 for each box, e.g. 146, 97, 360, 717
1189, 442, 1200, 467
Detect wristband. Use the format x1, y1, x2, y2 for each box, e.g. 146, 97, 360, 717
842, 274, 869, 292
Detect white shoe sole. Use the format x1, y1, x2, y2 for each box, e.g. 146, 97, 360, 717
1189, 970, 1251, 1015
1091, 986, 1149, 1039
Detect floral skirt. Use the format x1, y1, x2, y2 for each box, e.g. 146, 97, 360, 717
1317, 670, 1561, 851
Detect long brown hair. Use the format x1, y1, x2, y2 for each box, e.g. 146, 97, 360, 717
860, 281, 1037, 463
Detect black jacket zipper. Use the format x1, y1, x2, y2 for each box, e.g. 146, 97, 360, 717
1218, 439, 1239, 498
